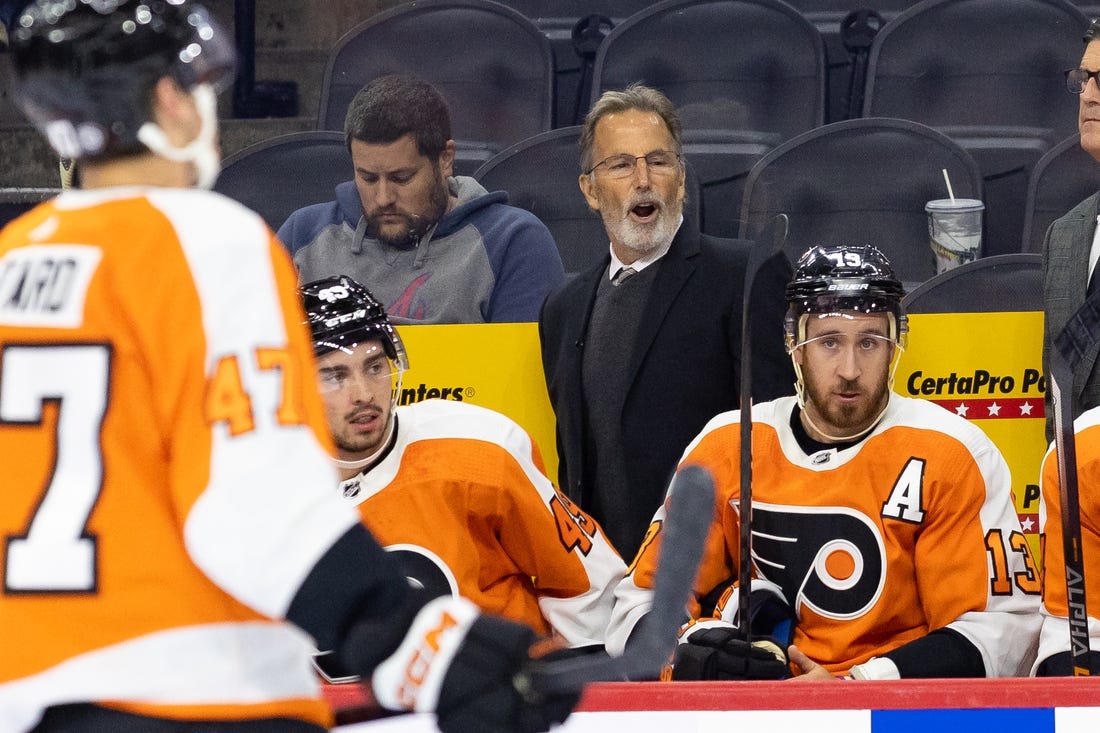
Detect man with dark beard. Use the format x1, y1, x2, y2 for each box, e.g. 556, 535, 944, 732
539, 83, 793, 557
606, 245, 1041, 681
300, 275, 625, 683
279, 74, 564, 324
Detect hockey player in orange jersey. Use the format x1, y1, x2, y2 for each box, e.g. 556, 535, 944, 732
299, 275, 627, 679
0, 2, 578, 732
606, 244, 1041, 680
1033, 404, 1100, 675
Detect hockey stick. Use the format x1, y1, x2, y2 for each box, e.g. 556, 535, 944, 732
737, 214, 790, 641
1047, 292, 1100, 675
517, 464, 716, 696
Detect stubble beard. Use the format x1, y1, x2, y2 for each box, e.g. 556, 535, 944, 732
365, 176, 450, 248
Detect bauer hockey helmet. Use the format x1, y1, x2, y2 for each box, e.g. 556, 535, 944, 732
10, 0, 235, 161
300, 275, 410, 371
784, 244, 908, 349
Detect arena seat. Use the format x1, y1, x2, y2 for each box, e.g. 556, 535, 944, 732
1022, 134, 1100, 254
213, 131, 350, 233
903, 253, 1043, 313
862, 0, 1089, 258
317, 0, 553, 164
738, 117, 983, 288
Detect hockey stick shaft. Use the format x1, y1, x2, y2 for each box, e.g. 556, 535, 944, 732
520, 465, 716, 695
737, 214, 789, 641
1047, 295, 1100, 675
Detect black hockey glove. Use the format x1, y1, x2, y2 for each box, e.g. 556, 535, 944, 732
670, 620, 791, 680
434, 614, 579, 733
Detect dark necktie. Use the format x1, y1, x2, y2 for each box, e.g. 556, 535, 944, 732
612, 266, 637, 286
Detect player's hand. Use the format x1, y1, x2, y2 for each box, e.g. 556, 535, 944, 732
670, 619, 791, 680
788, 644, 836, 680
365, 596, 576, 733
433, 614, 579, 733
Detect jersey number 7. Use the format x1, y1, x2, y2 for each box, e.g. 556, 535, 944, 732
2, 343, 110, 593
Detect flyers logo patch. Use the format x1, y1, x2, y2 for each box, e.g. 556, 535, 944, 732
751, 501, 886, 620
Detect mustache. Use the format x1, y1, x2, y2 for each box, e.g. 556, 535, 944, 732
622, 194, 664, 217
346, 405, 383, 422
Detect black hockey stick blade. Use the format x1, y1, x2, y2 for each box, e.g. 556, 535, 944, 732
737, 213, 789, 641
1049, 300, 1097, 676
518, 465, 716, 696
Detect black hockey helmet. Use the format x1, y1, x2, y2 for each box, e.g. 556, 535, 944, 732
10, 0, 235, 160
784, 244, 907, 346
300, 275, 409, 369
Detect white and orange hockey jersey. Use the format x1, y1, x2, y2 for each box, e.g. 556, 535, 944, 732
338, 399, 626, 647
0, 188, 362, 731
607, 394, 1041, 677
1034, 405, 1100, 672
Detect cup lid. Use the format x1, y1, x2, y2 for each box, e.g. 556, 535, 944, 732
925, 198, 984, 212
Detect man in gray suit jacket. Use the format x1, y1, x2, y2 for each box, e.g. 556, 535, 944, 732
539, 84, 793, 559
1044, 19, 1100, 434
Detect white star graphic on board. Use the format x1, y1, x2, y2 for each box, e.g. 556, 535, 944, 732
1020, 516, 1036, 532
988, 402, 1001, 416
1020, 402, 1034, 416
955, 403, 970, 417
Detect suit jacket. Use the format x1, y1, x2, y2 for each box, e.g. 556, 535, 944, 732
1042, 191, 1100, 436
538, 221, 794, 556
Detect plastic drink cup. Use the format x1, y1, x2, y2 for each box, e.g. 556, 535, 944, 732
926, 198, 983, 275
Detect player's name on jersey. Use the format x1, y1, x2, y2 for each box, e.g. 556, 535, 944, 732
0, 244, 101, 328
904, 368, 1045, 397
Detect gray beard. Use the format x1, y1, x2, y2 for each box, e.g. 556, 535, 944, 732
603, 208, 680, 258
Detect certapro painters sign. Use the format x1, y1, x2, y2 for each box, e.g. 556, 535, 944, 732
899, 311, 1046, 556
397, 315, 1047, 555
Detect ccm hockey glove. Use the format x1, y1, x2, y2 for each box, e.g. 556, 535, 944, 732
367, 596, 579, 733
670, 619, 791, 680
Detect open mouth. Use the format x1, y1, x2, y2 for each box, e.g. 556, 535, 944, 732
630, 203, 658, 222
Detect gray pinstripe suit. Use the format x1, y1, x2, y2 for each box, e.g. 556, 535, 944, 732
1042, 190, 1100, 437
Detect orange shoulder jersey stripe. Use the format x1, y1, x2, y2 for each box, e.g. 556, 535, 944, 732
607, 394, 1041, 677
1035, 405, 1100, 670
339, 399, 625, 646
0, 189, 359, 730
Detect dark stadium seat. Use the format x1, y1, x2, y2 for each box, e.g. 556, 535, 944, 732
587, 0, 827, 238
1022, 134, 1100, 254
0, 188, 60, 229
783, 0, 919, 124
213, 131, 350, 233
473, 126, 702, 276
861, 0, 1089, 258
903, 253, 1043, 313
738, 118, 983, 288
590, 0, 826, 141
317, 0, 553, 161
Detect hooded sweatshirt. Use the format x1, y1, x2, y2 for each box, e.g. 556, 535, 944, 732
278, 176, 565, 324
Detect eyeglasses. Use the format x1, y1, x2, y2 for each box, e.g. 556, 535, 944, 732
585, 150, 682, 178
1065, 68, 1100, 94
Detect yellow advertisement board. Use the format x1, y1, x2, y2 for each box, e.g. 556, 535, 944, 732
898, 311, 1046, 555
395, 322, 559, 481
397, 314, 1047, 555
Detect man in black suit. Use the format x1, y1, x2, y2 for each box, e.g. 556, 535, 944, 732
539, 83, 793, 558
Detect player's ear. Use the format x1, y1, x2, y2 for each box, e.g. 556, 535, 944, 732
149, 77, 199, 145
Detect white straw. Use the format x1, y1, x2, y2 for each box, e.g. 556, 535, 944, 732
941, 168, 956, 202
